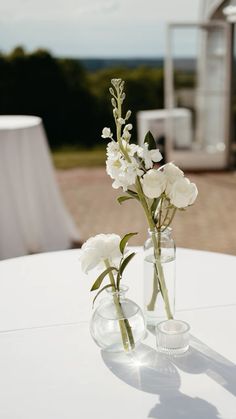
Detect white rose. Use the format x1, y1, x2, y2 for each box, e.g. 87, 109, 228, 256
137, 143, 162, 170
163, 163, 184, 194
101, 127, 112, 139
80, 233, 121, 273
169, 177, 198, 208
142, 169, 166, 199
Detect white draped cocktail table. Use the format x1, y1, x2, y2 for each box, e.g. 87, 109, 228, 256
0, 115, 79, 260
0, 248, 235, 418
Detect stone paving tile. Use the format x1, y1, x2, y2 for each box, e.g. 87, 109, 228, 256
56, 168, 236, 255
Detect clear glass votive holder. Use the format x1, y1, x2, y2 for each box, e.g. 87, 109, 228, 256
156, 319, 190, 355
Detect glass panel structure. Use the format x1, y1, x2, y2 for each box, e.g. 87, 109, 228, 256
165, 21, 231, 169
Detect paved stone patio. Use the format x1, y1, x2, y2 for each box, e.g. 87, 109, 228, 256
57, 168, 236, 255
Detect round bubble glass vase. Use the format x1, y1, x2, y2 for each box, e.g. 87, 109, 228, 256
144, 228, 176, 326
90, 285, 146, 352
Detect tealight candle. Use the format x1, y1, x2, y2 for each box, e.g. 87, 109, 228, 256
156, 319, 190, 355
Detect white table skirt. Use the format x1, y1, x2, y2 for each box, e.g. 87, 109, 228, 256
0, 247, 235, 418
0, 115, 79, 260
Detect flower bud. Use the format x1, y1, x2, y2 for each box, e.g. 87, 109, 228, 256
125, 110, 131, 120
109, 87, 115, 96
111, 78, 121, 87
101, 127, 112, 139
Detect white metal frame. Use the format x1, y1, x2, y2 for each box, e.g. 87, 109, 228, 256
165, 20, 232, 170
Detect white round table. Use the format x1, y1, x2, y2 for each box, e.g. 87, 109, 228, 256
0, 115, 79, 260
0, 248, 235, 419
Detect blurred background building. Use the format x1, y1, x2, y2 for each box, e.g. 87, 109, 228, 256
138, 0, 236, 170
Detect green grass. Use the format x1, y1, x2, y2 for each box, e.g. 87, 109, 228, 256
52, 147, 106, 169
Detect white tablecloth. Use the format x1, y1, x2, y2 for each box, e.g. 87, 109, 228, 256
0, 115, 79, 259
0, 248, 235, 419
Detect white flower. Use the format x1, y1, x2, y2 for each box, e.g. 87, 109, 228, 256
137, 143, 162, 169
142, 169, 166, 199
101, 127, 112, 139
106, 141, 121, 159
169, 177, 198, 208
106, 140, 143, 190
110, 157, 143, 191
80, 233, 121, 273
106, 157, 123, 180
123, 141, 139, 156
163, 163, 184, 194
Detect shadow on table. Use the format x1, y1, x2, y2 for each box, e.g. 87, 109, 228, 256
147, 326, 236, 397
172, 335, 236, 397
101, 343, 221, 418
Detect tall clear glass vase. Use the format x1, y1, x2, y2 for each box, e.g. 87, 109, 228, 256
144, 228, 176, 326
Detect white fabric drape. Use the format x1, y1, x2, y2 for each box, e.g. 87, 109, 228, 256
0, 115, 80, 259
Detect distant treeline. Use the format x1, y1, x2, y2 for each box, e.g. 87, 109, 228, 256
0, 47, 194, 149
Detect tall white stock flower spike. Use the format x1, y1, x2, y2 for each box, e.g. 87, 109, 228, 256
80, 233, 121, 273
142, 169, 167, 199
102, 127, 113, 139
169, 177, 198, 209
137, 143, 162, 170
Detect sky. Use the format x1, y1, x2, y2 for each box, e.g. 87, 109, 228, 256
0, 0, 201, 57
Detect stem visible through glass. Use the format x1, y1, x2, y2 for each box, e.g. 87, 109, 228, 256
104, 259, 135, 351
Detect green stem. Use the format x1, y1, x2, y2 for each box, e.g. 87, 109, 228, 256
162, 208, 177, 232
162, 206, 170, 227
104, 259, 135, 351
146, 267, 160, 311
158, 197, 164, 230
134, 180, 173, 319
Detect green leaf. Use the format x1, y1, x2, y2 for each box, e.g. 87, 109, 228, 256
144, 131, 156, 150
92, 284, 113, 307
90, 267, 118, 291
117, 195, 134, 205
119, 233, 137, 254
119, 252, 136, 277
127, 189, 139, 200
